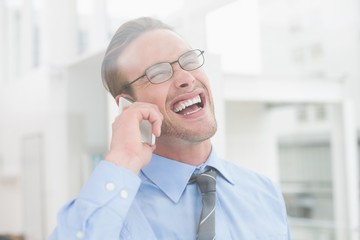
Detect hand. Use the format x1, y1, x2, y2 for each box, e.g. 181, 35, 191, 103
105, 102, 163, 174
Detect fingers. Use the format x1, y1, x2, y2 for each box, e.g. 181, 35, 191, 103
133, 103, 163, 137
105, 102, 163, 173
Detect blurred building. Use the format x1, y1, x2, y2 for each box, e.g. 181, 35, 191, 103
0, 0, 359, 239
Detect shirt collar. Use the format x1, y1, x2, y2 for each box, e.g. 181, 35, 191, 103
205, 150, 235, 185
140, 148, 235, 203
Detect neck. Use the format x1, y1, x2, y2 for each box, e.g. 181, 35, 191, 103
154, 137, 212, 166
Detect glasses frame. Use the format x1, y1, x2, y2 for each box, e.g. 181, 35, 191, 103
120, 49, 205, 93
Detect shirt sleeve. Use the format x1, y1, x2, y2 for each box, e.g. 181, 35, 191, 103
48, 160, 141, 240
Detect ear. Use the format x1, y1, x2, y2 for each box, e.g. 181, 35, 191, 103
115, 94, 135, 107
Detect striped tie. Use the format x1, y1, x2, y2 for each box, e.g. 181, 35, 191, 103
190, 168, 217, 240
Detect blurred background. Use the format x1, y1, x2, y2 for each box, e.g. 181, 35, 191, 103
0, 0, 359, 239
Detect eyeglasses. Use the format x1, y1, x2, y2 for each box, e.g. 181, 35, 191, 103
120, 49, 205, 92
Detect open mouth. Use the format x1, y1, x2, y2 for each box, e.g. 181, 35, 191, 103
173, 95, 204, 115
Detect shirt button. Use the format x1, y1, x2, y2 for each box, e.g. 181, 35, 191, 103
120, 189, 128, 199
76, 231, 84, 239
105, 182, 116, 192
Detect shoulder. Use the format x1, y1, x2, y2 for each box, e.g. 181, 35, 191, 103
221, 159, 283, 198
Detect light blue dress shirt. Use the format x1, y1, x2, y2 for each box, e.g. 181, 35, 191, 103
49, 149, 291, 240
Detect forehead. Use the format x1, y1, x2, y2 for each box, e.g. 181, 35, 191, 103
117, 29, 192, 72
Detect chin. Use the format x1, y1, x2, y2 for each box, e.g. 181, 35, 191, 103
162, 120, 217, 143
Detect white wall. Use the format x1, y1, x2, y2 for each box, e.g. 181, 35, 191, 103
225, 101, 279, 182
0, 179, 22, 235
65, 51, 109, 197
0, 69, 50, 236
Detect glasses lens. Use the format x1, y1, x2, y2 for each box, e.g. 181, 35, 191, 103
146, 62, 173, 84
179, 50, 204, 71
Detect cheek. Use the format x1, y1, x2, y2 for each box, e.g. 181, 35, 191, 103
143, 86, 170, 112
194, 70, 211, 87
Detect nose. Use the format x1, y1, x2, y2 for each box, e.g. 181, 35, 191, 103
172, 64, 195, 89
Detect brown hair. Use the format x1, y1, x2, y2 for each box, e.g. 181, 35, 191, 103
101, 17, 173, 98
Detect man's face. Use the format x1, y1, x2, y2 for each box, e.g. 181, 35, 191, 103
117, 29, 217, 145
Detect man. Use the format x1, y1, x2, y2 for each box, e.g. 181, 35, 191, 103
50, 17, 291, 240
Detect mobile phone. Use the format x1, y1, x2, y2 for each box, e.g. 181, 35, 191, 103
118, 97, 156, 145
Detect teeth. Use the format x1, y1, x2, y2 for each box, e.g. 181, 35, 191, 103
174, 95, 202, 113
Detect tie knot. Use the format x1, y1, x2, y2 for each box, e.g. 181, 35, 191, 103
190, 168, 216, 193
